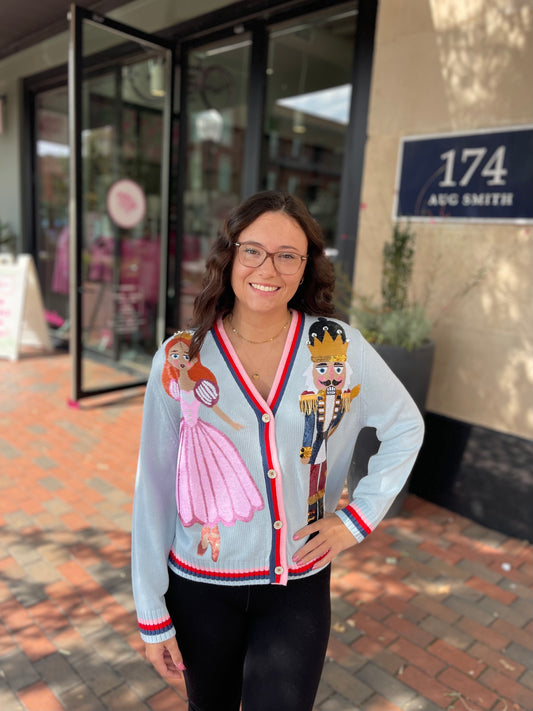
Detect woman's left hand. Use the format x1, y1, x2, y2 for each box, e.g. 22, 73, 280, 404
292, 513, 357, 569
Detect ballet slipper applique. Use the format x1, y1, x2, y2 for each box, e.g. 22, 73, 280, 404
197, 526, 210, 556
208, 526, 221, 563
196, 525, 220, 562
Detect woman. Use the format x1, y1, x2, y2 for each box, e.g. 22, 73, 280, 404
131, 190, 424, 711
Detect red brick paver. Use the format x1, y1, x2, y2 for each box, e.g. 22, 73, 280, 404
1, 351, 532, 711
18, 682, 64, 711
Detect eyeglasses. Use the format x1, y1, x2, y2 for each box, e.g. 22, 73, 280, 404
234, 242, 307, 275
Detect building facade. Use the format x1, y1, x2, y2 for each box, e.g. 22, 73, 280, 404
0, 0, 531, 539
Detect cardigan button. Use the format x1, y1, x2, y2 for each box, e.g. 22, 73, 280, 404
273, 520, 282, 530
274, 566, 284, 575
267, 469, 277, 479
261, 413, 271, 423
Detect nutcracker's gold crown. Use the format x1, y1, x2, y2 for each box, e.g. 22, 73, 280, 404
307, 330, 348, 362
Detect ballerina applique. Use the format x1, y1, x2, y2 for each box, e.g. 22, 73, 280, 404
162, 331, 264, 562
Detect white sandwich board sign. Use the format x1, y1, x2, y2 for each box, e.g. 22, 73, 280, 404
0, 254, 52, 361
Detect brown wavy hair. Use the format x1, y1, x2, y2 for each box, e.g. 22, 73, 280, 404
189, 190, 336, 358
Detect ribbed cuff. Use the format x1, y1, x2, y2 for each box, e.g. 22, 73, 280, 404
335, 504, 373, 543
137, 610, 175, 644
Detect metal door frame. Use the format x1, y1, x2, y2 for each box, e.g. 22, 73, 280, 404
68, 3, 175, 401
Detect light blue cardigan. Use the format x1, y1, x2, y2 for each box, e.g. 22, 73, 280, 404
131, 311, 424, 643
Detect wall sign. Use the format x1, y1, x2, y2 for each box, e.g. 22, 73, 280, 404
107, 178, 146, 229
393, 125, 533, 222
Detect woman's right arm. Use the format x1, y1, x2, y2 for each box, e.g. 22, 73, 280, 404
131, 347, 181, 652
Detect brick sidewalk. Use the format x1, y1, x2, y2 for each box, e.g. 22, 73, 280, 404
0, 351, 531, 711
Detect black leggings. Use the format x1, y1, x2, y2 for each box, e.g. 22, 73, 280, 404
165, 566, 331, 711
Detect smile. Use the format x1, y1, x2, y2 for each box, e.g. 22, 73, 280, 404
250, 283, 279, 292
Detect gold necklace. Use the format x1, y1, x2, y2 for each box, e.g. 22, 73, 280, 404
229, 313, 290, 345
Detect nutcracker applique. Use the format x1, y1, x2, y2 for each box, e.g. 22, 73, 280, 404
299, 318, 360, 524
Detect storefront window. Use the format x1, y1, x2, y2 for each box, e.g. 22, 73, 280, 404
262, 3, 357, 247
35, 86, 70, 335
34, 62, 176, 368
32, 2, 358, 371
180, 35, 251, 325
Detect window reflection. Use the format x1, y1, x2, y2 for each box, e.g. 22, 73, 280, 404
180, 37, 251, 326
262, 3, 357, 247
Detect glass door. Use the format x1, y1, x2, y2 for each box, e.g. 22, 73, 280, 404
179, 35, 251, 326
69, 5, 174, 401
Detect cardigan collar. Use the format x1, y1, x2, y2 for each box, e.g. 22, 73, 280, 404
212, 310, 304, 413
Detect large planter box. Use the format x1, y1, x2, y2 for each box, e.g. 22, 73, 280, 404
347, 340, 435, 517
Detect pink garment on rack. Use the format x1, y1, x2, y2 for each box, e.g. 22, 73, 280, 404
120, 237, 160, 303
88, 236, 113, 283
51, 226, 70, 294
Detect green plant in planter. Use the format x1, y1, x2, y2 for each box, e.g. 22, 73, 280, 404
351, 223, 432, 351
340, 221, 485, 514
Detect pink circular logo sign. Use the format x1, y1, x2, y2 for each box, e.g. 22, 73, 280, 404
107, 179, 146, 229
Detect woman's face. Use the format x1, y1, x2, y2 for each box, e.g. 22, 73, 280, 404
230, 211, 308, 317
